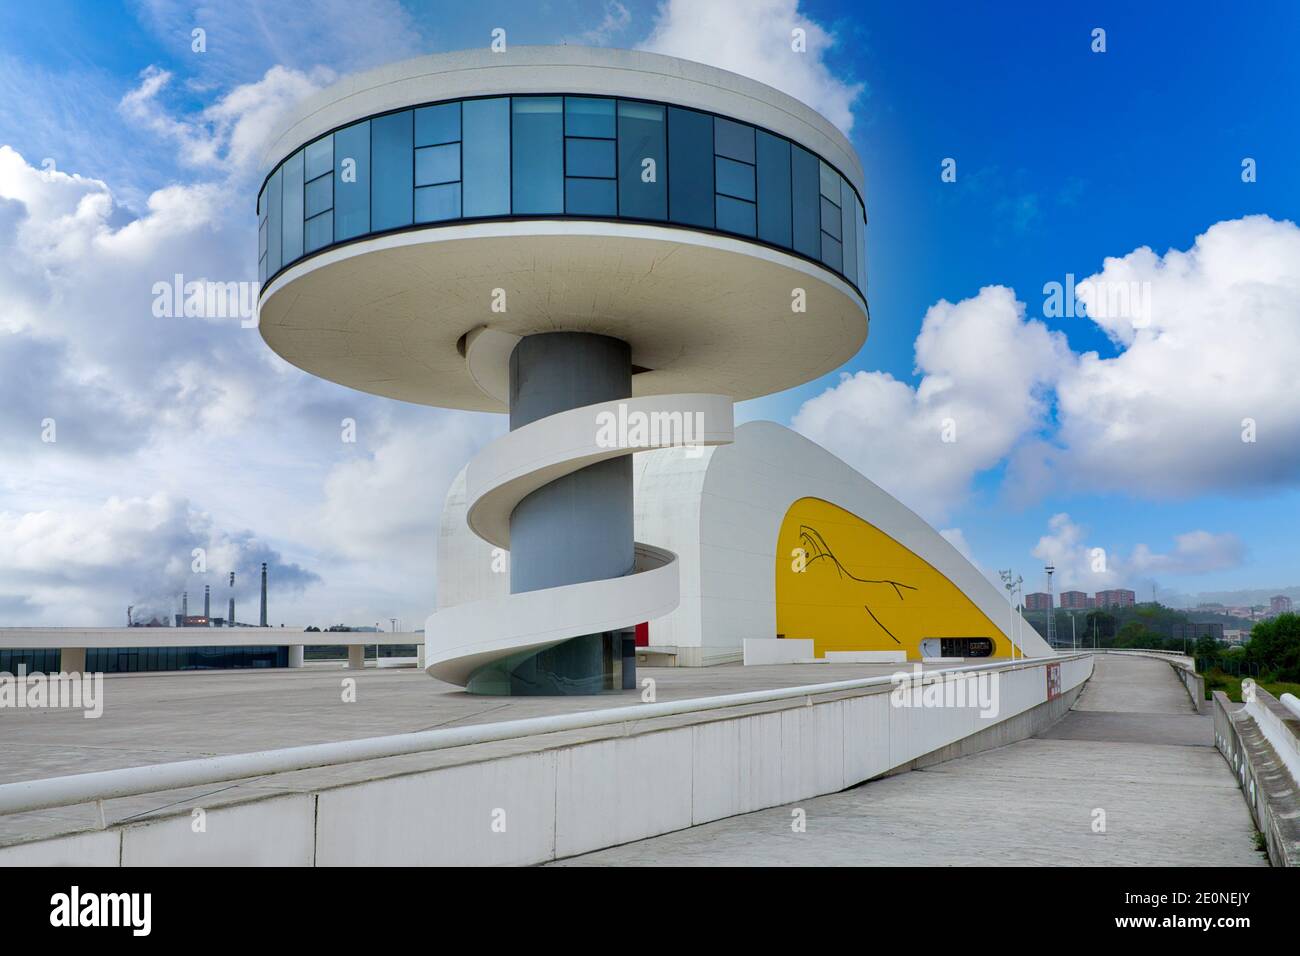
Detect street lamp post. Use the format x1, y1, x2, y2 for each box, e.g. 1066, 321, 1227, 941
999, 570, 1023, 661
999, 571, 1012, 659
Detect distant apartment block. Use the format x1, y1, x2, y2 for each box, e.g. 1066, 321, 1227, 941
1270, 594, 1294, 615
1059, 590, 1093, 609
1095, 589, 1136, 609
1025, 592, 1053, 611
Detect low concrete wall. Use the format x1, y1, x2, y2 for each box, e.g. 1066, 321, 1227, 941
1172, 660, 1206, 714
1, 655, 1092, 866
742, 638, 813, 665
1213, 689, 1300, 867
893, 682, 1085, 774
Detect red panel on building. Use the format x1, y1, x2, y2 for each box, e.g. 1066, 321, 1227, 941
1046, 662, 1062, 701
635, 622, 649, 647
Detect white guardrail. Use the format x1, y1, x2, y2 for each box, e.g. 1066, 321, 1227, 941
1244, 688, 1300, 787
1281, 692, 1300, 722
0, 655, 1083, 816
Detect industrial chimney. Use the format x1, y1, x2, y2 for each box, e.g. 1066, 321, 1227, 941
204, 584, 210, 621
228, 571, 236, 628
259, 562, 268, 627
182, 591, 188, 619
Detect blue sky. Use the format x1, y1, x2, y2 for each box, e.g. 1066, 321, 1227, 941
0, 0, 1296, 626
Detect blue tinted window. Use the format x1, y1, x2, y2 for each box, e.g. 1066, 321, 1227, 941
755, 131, 791, 247
790, 144, 820, 258
415, 183, 461, 222
821, 232, 842, 271
512, 97, 563, 214
566, 138, 615, 178
281, 150, 304, 264
305, 174, 332, 219
820, 195, 841, 240
415, 143, 459, 186
565, 97, 615, 138
305, 136, 332, 180
258, 221, 267, 282
667, 107, 713, 228
266, 167, 282, 275
840, 177, 857, 285
715, 195, 756, 236
618, 101, 666, 220
566, 177, 617, 215
462, 97, 510, 217
819, 160, 839, 200
258, 184, 268, 252
333, 120, 370, 241
264, 95, 862, 280
715, 156, 755, 201
371, 110, 413, 231
856, 196, 867, 288
415, 102, 460, 146
305, 211, 333, 253
714, 117, 754, 163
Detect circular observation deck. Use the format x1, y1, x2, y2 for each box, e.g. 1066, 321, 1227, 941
256, 45, 868, 411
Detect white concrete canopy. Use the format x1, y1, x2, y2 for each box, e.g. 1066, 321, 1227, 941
258, 223, 867, 412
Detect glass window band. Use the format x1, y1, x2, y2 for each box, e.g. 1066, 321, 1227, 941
259, 94, 865, 300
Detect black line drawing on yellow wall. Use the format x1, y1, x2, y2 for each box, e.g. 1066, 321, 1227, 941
798, 525, 917, 645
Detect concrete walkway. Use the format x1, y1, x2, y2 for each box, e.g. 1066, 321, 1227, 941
554, 654, 1266, 866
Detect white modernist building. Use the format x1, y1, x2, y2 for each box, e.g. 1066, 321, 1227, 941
256, 45, 1044, 694
438, 421, 1052, 669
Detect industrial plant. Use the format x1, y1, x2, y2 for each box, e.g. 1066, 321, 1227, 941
127, 562, 271, 629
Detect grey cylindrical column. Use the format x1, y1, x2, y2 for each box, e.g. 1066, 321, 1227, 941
508, 332, 634, 594
465, 332, 634, 696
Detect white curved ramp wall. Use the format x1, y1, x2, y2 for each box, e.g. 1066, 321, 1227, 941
437, 469, 510, 612
635, 421, 1053, 662
425, 394, 733, 686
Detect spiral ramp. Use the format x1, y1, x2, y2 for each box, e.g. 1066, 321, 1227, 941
424, 393, 734, 687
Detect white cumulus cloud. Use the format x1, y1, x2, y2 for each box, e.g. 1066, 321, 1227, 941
793, 285, 1070, 520
1027, 215, 1300, 497
1030, 513, 1244, 595
637, 0, 864, 134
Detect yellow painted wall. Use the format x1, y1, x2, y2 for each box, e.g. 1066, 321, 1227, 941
775, 497, 1011, 660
